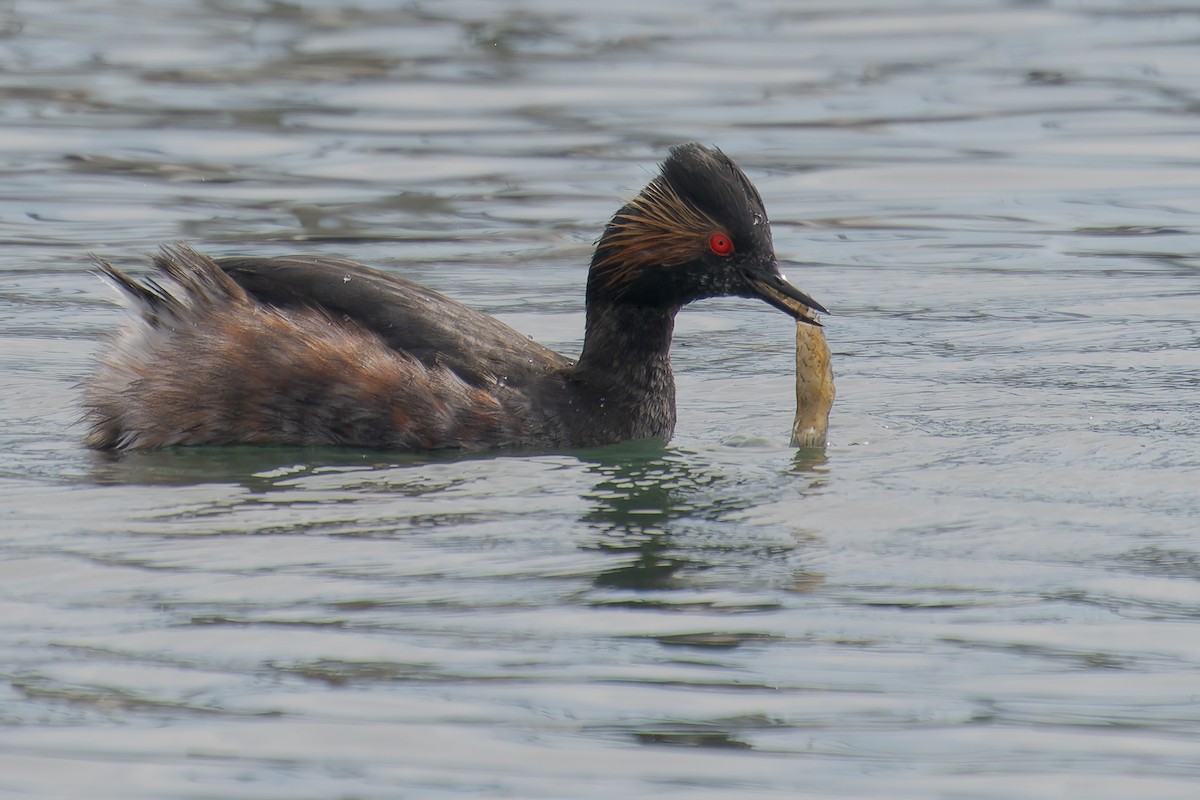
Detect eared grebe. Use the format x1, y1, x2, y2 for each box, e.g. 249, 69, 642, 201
85, 143, 827, 452
791, 321, 835, 448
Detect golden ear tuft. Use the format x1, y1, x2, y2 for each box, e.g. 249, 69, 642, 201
592, 178, 723, 295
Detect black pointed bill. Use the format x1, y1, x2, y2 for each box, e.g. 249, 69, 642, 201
746, 269, 828, 327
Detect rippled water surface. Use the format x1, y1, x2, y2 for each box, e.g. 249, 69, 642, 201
2, 1, 1199, 797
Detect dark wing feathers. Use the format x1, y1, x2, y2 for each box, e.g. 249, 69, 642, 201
216, 256, 570, 388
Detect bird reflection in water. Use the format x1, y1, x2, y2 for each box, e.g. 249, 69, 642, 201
580, 445, 826, 594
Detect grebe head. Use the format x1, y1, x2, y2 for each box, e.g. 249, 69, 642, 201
588, 143, 827, 323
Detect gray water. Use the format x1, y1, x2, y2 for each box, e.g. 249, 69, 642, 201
2, 1, 1199, 797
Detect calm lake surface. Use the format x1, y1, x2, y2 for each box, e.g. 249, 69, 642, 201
2, 1, 1199, 797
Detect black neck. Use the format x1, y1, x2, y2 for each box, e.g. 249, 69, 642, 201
569, 300, 679, 442
578, 300, 676, 379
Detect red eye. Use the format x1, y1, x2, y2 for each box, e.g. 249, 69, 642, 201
708, 232, 734, 256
